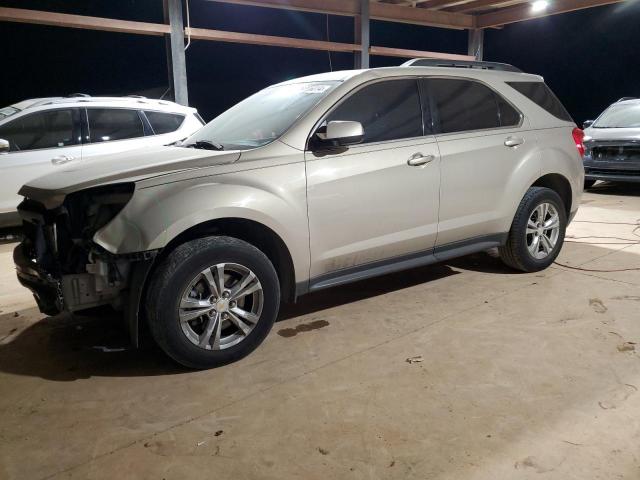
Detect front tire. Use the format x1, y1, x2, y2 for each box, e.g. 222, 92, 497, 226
499, 187, 567, 272
146, 236, 280, 369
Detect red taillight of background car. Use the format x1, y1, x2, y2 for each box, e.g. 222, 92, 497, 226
572, 127, 585, 157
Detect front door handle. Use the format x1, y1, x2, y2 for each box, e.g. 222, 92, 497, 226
407, 153, 435, 167
51, 155, 76, 165
504, 136, 525, 148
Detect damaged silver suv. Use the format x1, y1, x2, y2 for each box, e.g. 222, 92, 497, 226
15, 60, 584, 368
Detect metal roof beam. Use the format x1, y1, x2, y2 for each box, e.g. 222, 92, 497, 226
188, 27, 360, 52
209, 0, 474, 29
370, 45, 474, 59
414, 0, 472, 9
0, 6, 170, 35
447, 0, 527, 14
0, 7, 470, 59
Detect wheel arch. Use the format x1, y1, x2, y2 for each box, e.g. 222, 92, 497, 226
531, 173, 573, 217
157, 217, 297, 303
128, 217, 298, 348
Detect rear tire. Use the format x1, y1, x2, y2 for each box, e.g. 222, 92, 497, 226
146, 236, 280, 369
499, 187, 567, 272
584, 179, 596, 190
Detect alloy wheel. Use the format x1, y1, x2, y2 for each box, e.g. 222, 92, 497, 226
526, 202, 560, 260
178, 263, 264, 350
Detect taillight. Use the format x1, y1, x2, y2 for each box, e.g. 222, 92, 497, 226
572, 127, 585, 157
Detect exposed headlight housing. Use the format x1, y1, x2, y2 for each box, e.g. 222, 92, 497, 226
64, 183, 135, 239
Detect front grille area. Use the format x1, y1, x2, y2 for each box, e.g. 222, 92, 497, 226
585, 141, 640, 179
19, 200, 89, 276
19, 206, 59, 271
591, 145, 640, 161
16, 184, 143, 316
586, 168, 640, 177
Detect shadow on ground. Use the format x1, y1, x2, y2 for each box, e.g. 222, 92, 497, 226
0, 308, 181, 381
0, 258, 468, 381
279, 261, 462, 320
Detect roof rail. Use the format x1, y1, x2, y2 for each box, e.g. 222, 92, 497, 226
66, 93, 91, 98
617, 97, 638, 102
402, 58, 522, 73
126, 95, 147, 99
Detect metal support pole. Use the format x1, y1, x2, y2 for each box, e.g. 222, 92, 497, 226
354, 0, 370, 69
163, 0, 189, 105
468, 28, 484, 61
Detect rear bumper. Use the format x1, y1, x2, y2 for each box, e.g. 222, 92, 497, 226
14, 243, 63, 316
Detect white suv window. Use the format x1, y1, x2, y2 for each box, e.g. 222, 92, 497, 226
144, 111, 185, 135
87, 108, 144, 143
0, 109, 77, 152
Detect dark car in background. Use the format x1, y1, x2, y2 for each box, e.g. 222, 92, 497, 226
583, 98, 640, 189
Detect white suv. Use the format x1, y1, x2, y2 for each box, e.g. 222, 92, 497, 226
0, 96, 204, 227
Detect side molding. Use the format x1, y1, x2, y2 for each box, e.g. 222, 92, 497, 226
307, 233, 508, 294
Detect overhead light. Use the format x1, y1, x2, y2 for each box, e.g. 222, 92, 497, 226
531, 0, 549, 12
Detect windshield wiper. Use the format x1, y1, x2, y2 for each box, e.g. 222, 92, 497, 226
185, 140, 225, 151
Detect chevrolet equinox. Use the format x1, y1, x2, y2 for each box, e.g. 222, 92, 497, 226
14, 60, 585, 368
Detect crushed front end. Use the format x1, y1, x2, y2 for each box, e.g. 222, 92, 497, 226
14, 183, 156, 326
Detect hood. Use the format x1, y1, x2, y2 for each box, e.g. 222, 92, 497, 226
584, 126, 640, 143
20, 145, 241, 207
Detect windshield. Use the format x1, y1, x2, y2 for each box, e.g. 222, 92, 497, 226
593, 103, 640, 128
185, 81, 339, 150
0, 106, 19, 120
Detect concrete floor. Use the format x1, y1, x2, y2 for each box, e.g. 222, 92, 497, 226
1, 183, 640, 480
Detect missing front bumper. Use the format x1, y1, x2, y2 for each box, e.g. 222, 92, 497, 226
15, 241, 137, 315
14, 243, 63, 316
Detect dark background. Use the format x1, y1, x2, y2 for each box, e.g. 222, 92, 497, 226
0, 0, 639, 124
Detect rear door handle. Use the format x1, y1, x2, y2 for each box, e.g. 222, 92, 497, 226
407, 153, 435, 167
51, 155, 76, 165
504, 137, 525, 148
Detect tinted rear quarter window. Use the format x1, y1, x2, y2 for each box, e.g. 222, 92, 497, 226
87, 108, 144, 143
507, 81, 573, 122
145, 111, 185, 135
327, 79, 423, 144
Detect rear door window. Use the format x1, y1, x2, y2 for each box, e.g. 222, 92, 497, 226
86, 108, 144, 143
426, 79, 505, 134
144, 111, 186, 135
0, 109, 78, 152
507, 81, 573, 122
326, 79, 423, 144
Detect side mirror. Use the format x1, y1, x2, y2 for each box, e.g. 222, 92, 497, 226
316, 121, 364, 147
583, 120, 594, 129
0, 138, 9, 153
